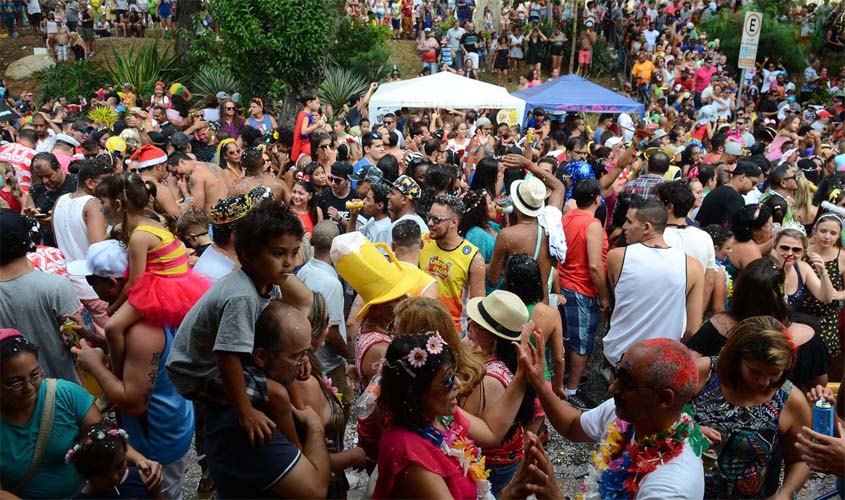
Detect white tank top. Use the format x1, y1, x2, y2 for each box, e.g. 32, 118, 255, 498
604, 243, 687, 365
53, 193, 98, 300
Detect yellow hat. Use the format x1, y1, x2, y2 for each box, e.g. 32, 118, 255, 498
105, 136, 126, 155
330, 232, 422, 318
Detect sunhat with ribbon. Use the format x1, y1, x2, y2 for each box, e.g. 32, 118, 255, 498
466, 290, 529, 341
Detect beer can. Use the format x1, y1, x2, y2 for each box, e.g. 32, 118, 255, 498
813, 399, 835, 437
62, 318, 79, 347
346, 200, 364, 210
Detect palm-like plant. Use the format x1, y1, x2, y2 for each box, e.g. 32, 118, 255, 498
318, 66, 370, 114
103, 40, 183, 98
191, 66, 241, 100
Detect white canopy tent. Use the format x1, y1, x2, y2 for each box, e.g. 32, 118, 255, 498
367, 72, 527, 125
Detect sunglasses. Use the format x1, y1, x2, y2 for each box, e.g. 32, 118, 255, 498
226, 106, 235, 110
609, 364, 657, 391
778, 244, 803, 254
428, 214, 454, 224
318, 143, 332, 150
384, 121, 394, 125
330, 176, 346, 185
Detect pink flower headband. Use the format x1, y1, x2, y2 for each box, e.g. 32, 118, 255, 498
65, 428, 129, 463
384, 331, 447, 378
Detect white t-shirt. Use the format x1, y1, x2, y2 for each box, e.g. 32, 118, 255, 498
386, 213, 429, 246
664, 226, 717, 272
580, 399, 705, 500
27, 0, 41, 15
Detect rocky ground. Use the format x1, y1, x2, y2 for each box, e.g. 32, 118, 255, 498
181, 326, 838, 499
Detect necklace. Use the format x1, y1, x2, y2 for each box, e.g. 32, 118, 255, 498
411, 422, 493, 499
586, 413, 707, 499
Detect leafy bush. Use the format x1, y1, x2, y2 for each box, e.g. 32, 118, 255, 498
202, 0, 340, 99
36, 61, 110, 102
191, 66, 241, 100
103, 40, 184, 97
331, 17, 393, 83
319, 66, 370, 114
700, 4, 806, 74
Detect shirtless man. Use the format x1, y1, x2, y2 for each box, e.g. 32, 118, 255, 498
55, 22, 70, 62
166, 152, 229, 214
228, 147, 291, 204
487, 154, 565, 302
130, 144, 183, 219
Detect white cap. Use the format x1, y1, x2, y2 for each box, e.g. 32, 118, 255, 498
67, 240, 128, 278
55, 133, 80, 147
604, 136, 624, 148
724, 140, 743, 156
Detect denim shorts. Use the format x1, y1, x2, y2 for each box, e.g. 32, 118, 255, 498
559, 287, 600, 355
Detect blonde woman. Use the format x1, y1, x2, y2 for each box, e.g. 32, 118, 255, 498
792, 172, 818, 229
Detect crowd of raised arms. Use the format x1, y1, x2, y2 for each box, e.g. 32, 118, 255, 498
2, 0, 845, 499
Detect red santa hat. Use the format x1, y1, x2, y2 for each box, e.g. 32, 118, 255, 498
130, 144, 167, 170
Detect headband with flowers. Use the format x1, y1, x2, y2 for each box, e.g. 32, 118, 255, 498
384, 331, 447, 378
65, 428, 129, 463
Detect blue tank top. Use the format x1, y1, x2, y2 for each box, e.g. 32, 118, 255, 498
248, 114, 273, 135
121, 326, 195, 465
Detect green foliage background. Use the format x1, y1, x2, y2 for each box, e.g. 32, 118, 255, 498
699, 3, 807, 73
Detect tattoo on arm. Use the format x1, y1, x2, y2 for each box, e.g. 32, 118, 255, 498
143, 352, 161, 404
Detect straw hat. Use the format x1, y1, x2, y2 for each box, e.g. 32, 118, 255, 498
510, 177, 548, 217
466, 290, 529, 341
330, 232, 421, 318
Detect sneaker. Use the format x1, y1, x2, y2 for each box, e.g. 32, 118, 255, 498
564, 390, 598, 410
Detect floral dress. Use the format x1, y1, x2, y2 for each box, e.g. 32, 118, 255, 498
690, 356, 792, 499
799, 250, 844, 357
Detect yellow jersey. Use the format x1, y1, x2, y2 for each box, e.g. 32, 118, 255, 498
419, 237, 479, 332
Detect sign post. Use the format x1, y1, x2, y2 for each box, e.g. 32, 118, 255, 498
736, 11, 762, 113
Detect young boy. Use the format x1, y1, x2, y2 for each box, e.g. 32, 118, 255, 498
165, 198, 313, 447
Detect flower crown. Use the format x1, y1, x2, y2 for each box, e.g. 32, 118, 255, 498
65, 428, 129, 463
384, 331, 447, 378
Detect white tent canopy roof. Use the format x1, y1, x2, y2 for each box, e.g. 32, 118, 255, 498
367, 72, 527, 124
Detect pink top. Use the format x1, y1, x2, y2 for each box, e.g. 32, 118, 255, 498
373, 409, 477, 500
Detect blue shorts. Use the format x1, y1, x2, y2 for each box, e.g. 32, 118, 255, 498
559, 287, 600, 355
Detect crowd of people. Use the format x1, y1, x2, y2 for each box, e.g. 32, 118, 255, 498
1, 1, 845, 500
2, 0, 178, 62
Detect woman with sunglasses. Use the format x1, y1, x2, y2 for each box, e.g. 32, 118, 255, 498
801, 213, 845, 378
217, 139, 243, 184
771, 227, 836, 313
218, 99, 243, 140
373, 331, 528, 500
690, 316, 812, 499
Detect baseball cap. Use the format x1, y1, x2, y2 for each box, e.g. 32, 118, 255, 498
147, 131, 167, 148
724, 140, 743, 156
392, 175, 421, 200
331, 161, 354, 178
731, 161, 762, 178
818, 110, 834, 119
55, 133, 80, 147
349, 164, 384, 184
72, 119, 92, 132
67, 240, 128, 278
170, 131, 190, 151
476, 117, 492, 128
215, 91, 228, 100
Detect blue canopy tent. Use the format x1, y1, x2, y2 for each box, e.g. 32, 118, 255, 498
512, 75, 644, 123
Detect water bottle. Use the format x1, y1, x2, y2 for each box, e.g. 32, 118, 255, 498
355, 373, 381, 419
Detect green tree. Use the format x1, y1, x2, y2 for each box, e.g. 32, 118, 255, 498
204, 0, 342, 100
700, 3, 806, 74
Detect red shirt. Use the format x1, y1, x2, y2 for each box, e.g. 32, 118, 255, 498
559, 209, 607, 297
0, 189, 21, 212
0, 142, 36, 193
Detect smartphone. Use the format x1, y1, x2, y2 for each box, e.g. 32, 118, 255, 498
34, 212, 50, 219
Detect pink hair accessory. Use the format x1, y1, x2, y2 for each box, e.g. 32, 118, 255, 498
0, 329, 23, 342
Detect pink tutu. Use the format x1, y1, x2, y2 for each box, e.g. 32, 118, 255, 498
127, 270, 211, 327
